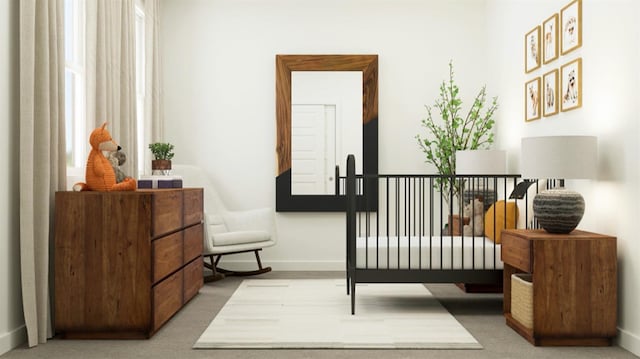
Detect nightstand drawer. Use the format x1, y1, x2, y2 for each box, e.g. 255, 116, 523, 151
501, 231, 531, 272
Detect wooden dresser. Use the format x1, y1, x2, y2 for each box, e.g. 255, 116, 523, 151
54, 188, 204, 339
501, 229, 617, 346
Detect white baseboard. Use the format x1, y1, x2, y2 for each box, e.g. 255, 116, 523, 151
617, 327, 640, 356
0, 325, 26, 356
215, 259, 345, 272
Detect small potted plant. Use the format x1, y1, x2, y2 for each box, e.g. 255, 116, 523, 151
149, 142, 175, 175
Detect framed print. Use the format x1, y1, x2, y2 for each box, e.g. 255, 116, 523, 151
542, 69, 559, 117
561, 0, 582, 55
560, 58, 582, 112
525, 26, 541, 73
543, 14, 559, 64
525, 77, 541, 122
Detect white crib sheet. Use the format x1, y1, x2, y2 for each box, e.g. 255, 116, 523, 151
355, 235, 503, 270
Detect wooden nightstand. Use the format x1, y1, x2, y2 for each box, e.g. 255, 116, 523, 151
501, 229, 617, 346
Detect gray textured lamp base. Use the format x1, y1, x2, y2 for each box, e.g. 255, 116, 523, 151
533, 188, 585, 234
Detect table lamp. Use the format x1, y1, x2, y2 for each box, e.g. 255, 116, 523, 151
520, 136, 597, 233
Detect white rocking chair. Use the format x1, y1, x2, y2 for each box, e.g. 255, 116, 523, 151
171, 165, 276, 282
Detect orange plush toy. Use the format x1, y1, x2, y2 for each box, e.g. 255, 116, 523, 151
73, 123, 137, 192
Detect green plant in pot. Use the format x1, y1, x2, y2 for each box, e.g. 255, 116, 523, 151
415, 61, 498, 233
149, 142, 175, 175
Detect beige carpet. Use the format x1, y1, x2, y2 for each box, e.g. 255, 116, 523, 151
193, 279, 481, 349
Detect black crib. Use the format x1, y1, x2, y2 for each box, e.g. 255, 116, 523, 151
344, 154, 538, 314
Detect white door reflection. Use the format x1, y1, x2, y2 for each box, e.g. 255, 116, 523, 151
291, 104, 335, 194
291, 71, 363, 195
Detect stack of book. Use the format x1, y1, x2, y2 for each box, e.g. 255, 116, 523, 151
137, 175, 183, 189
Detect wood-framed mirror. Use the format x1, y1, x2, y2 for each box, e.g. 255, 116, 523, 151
275, 54, 378, 212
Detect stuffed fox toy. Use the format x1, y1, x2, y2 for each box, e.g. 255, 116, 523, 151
73, 123, 136, 192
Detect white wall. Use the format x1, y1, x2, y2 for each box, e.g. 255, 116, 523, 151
0, 0, 26, 355
161, 0, 490, 269
486, 0, 640, 355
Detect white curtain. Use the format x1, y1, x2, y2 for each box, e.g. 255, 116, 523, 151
144, 0, 163, 175
145, 0, 163, 142
19, 0, 66, 347
85, 0, 138, 177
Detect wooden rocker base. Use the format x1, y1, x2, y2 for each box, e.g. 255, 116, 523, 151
203, 249, 271, 282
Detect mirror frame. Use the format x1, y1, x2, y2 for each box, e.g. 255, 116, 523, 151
275, 54, 378, 212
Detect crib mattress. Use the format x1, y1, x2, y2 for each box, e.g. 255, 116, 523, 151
355, 235, 503, 270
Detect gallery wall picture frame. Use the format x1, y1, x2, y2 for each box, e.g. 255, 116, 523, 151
543, 14, 559, 64
525, 26, 541, 73
560, 58, 582, 112
561, 0, 582, 55
525, 77, 541, 122
542, 69, 559, 117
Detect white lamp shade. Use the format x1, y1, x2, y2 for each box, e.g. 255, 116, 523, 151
455, 150, 507, 175
520, 136, 597, 179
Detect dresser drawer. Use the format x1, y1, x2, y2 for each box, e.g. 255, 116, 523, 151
183, 189, 203, 227
502, 231, 532, 272
153, 232, 183, 283
151, 190, 183, 237
183, 257, 203, 303
184, 224, 203, 264
152, 270, 183, 332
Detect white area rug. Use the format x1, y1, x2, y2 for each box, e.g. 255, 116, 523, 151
194, 279, 481, 349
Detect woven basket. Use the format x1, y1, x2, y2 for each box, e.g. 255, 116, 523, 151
511, 273, 533, 329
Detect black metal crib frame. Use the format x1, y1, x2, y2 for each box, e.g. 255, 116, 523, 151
345, 154, 535, 314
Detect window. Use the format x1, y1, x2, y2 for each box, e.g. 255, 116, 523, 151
64, 1, 147, 179
64, 0, 86, 175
